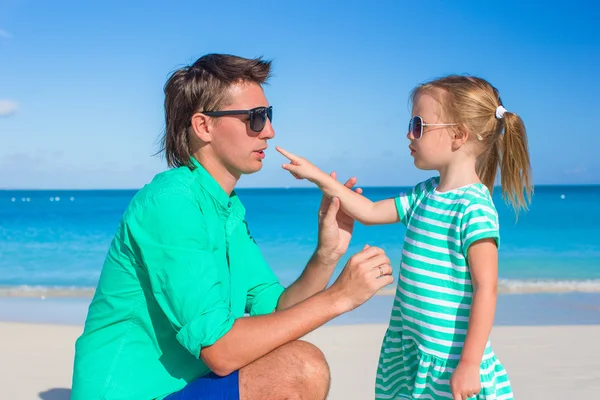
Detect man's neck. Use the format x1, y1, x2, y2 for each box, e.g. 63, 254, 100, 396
192, 153, 239, 195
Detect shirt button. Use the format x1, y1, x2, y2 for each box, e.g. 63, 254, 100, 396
227, 202, 232, 208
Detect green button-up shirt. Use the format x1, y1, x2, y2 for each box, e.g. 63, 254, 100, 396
72, 158, 285, 400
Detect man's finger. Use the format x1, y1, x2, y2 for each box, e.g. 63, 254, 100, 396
374, 264, 393, 277
322, 197, 340, 224
452, 391, 463, 400
375, 274, 394, 289
276, 146, 301, 162
343, 176, 357, 189
361, 254, 391, 271
352, 245, 384, 263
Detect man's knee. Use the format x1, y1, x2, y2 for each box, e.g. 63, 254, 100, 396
282, 340, 330, 396
239, 340, 330, 400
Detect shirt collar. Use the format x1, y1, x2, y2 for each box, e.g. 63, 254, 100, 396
190, 157, 245, 218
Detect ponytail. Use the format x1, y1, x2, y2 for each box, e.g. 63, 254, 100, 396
498, 112, 533, 215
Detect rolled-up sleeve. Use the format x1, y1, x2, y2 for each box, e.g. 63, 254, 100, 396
242, 224, 285, 316
126, 191, 234, 357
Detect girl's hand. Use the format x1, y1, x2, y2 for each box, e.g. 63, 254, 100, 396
450, 361, 481, 400
276, 147, 327, 184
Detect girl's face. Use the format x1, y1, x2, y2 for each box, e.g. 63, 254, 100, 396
407, 93, 457, 171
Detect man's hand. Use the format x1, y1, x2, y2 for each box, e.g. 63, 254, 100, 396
275, 173, 363, 310
450, 361, 481, 400
316, 172, 362, 264
328, 245, 394, 312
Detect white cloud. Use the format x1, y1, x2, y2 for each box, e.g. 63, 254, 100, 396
0, 29, 11, 38
0, 100, 18, 116
566, 167, 588, 175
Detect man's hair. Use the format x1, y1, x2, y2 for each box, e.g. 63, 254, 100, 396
161, 54, 272, 168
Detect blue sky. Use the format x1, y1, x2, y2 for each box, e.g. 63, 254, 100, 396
1, 0, 598, 189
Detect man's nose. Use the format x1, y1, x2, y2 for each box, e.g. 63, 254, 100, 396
259, 119, 275, 140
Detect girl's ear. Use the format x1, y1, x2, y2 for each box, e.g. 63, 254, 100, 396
452, 125, 470, 149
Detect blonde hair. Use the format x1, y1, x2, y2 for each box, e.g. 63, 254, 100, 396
411, 75, 533, 214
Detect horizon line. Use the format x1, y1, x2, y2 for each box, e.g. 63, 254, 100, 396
1, 183, 599, 191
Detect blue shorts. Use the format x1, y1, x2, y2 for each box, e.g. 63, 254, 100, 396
164, 371, 240, 400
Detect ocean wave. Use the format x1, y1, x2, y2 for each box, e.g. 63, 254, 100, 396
3, 279, 600, 298
0, 285, 95, 298
496, 279, 600, 293
377, 279, 600, 296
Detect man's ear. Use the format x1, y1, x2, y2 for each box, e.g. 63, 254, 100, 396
190, 112, 212, 143
452, 125, 469, 149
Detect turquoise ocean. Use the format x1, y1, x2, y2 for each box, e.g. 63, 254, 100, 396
1, 185, 599, 294
1, 185, 599, 325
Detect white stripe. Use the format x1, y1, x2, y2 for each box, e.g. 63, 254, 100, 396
397, 287, 471, 310
418, 202, 463, 218
383, 345, 404, 354
395, 298, 470, 323
402, 249, 467, 272
395, 325, 462, 350
464, 228, 497, 242
407, 224, 461, 245
415, 382, 453, 399
464, 203, 497, 219
412, 213, 460, 232
379, 355, 414, 373
399, 194, 411, 218
472, 185, 489, 198
382, 327, 496, 363
402, 262, 472, 286
496, 380, 512, 389
463, 215, 495, 227
378, 363, 412, 382
404, 236, 465, 263
376, 370, 413, 391
400, 310, 468, 335
380, 353, 404, 366
400, 274, 473, 298
429, 193, 470, 206
376, 381, 411, 398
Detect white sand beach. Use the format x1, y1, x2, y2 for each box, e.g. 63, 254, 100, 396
2, 322, 600, 399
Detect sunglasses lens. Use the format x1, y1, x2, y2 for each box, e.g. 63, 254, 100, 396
250, 107, 272, 132
411, 116, 422, 139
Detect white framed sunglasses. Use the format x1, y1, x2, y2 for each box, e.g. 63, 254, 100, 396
409, 115, 457, 139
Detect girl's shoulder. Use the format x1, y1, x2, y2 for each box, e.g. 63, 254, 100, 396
410, 176, 440, 196
460, 184, 496, 209
429, 181, 498, 217
459, 185, 500, 226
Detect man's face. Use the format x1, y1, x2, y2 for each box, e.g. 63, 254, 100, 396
208, 82, 275, 178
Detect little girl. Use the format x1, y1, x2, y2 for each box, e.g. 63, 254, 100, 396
276, 75, 532, 400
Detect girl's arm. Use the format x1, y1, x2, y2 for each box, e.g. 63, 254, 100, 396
461, 238, 498, 365
276, 147, 398, 225
450, 238, 498, 398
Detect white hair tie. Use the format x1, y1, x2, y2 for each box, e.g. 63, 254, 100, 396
495, 105, 508, 119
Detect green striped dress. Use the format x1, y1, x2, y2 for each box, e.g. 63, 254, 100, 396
375, 177, 513, 400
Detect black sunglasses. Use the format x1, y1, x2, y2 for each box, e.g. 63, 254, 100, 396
203, 106, 273, 132
408, 115, 457, 140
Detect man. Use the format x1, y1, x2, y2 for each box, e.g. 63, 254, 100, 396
72, 53, 393, 400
